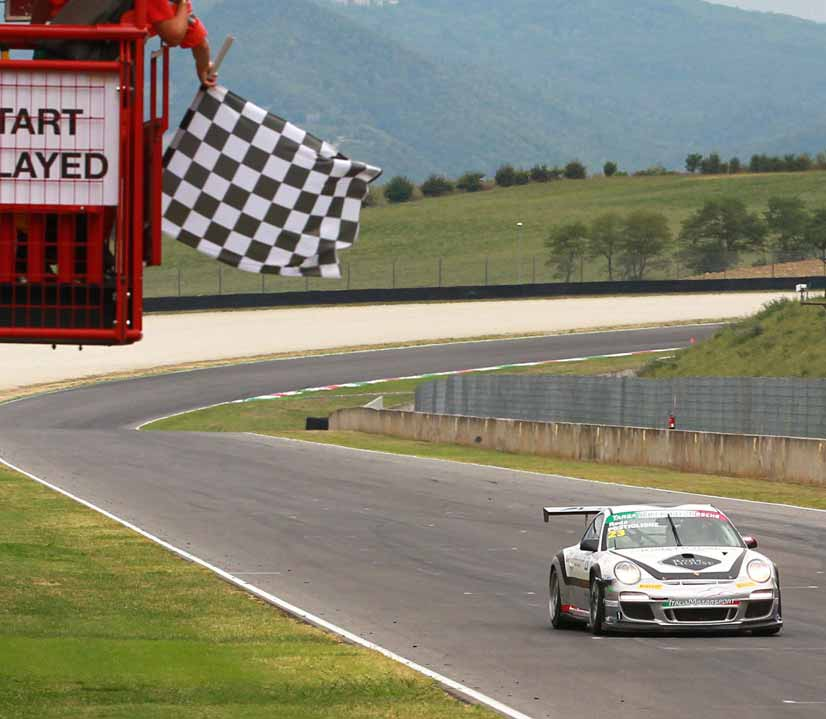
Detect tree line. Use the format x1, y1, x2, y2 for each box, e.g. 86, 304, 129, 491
546, 197, 826, 281
377, 160, 592, 204
685, 152, 826, 175
373, 149, 826, 206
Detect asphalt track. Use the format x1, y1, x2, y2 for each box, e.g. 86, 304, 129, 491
1, 324, 824, 719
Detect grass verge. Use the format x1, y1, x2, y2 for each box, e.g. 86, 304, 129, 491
0, 465, 495, 718
144, 353, 826, 510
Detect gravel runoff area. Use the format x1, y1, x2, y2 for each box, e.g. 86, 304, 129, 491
0, 291, 792, 393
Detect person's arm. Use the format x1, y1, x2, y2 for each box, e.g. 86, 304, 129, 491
30, 0, 52, 24
192, 39, 217, 87
154, 0, 191, 47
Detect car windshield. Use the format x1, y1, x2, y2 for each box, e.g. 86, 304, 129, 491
604, 509, 742, 550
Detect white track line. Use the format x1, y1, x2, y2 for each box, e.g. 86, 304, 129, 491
0, 455, 536, 719
248, 434, 826, 515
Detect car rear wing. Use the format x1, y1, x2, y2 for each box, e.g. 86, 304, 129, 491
543, 506, 607, 523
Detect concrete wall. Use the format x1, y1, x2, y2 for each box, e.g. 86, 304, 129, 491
416, 375, 826, 440
329, 408, 826, 486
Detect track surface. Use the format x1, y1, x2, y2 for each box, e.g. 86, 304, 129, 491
1, 325, 824, 719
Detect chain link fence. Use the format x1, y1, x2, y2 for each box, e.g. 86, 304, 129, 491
143, 250, 826, 298
416, 375, 826, 439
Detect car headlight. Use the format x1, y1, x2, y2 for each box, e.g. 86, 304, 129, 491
614, 561, 641, 585
747, 559, 772, 583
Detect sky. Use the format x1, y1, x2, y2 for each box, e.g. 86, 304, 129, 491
709, 0, 826, 22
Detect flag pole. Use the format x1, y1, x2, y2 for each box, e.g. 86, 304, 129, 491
212, 35, 235, 74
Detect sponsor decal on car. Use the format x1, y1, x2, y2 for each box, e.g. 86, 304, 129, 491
661, 554, 722, 571
606, 509, 726, 529
661, 599, 740, 608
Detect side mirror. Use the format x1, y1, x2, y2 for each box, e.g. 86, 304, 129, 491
580, 538, 599, 553
743, 536, 758, 549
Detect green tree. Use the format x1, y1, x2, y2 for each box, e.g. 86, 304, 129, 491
456, 171, 484, 192
495, 164, 517, 187
530, 164, 552, 182
514, 169, 531, 185
545, 221, 588, 282
678, 199, 766, 274
685, 153, 703, 173
420, 174, 455, 197
765, 196, 811, 260
564, 160, 587, 180
588, 212, 623, 280
700, 153, 723, 175
603, 161, 618, 177
804, 208, 826, 259
383, 176, 415, 203
619, 211, 671, 280
728, 157, 742, 174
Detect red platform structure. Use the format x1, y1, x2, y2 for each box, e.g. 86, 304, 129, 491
0, 0, 168, 345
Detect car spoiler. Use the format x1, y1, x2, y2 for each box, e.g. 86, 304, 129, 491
543, 506, 607, 523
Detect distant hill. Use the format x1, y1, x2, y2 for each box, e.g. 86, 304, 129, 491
175, 0, 826, 179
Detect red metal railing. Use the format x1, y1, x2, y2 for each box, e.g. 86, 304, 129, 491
0, 0, 167, 345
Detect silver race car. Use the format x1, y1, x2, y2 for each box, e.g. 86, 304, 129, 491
544, 504, 782, 635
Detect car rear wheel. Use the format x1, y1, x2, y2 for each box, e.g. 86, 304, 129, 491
589, 577, 605, 636
549, 568, 573, 629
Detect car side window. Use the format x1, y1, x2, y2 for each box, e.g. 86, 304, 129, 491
581, 514, 604, 545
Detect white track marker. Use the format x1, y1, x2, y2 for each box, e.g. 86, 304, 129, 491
0, 456, 537, 719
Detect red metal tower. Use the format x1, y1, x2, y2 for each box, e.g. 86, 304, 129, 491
0, 0, 168, 345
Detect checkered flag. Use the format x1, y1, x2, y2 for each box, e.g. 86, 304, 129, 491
162, 87, 381, 277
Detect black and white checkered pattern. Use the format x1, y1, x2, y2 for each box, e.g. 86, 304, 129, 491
162, 87, 381, 277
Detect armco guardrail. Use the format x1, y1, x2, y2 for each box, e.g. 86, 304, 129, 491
329, 407, 826, 486
143, 275, 822, 313
416, 375, 826, 440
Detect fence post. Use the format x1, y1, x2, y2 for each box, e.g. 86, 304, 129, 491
484, 257, 489, 286
392, 260, 396, 289
218, 267, 223, 295
346, 263, 351, 289
177, 268, 182, 296
532, 255, 536, 284
261, 273, 265, 293
438, 257, 442, 287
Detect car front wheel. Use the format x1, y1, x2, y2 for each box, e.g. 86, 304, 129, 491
589, 577, 605, 636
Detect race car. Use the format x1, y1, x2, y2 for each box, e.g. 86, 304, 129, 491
544, 504, 782, 635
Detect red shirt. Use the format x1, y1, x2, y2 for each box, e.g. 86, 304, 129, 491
47, 0, 207, 49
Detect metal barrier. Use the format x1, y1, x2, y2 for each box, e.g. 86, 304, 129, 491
416, 374, 826, 440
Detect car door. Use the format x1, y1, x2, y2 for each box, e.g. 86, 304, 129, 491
565, 513, 605, 607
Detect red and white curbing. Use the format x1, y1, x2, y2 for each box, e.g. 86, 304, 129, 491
238, 348, 679, 403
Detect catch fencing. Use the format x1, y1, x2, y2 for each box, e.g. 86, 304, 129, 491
415, 375, 826, 440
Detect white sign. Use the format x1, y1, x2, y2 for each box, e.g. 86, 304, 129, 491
0, 70, 120, 206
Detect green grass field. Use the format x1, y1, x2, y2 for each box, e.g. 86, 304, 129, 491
643, 298, 826, 378
0, 466, 496, 719
146, 172, 826, 296
145, 350, 826, 510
